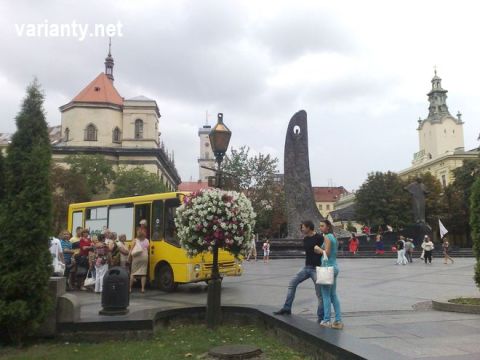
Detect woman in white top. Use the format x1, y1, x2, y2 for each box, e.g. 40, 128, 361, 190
129, 229, 150, 293
421, 236, 434, 264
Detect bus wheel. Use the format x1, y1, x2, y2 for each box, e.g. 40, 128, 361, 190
157, 264, 177, 292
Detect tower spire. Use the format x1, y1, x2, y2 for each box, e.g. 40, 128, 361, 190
105, 37, 114, 81
426, 68, 450, 121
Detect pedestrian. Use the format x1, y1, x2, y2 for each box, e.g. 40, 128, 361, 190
49, 236, 65, 276
421, 235, 434, 264
348, 234, 359, 255
116, 234, 130, 271
404, 238, 414, 263
263, 239, 270, 263
396, 236, 408, 265
129, 229, 150, 293
78, 229, 93, 290
442, 237, 454, 264
375, 234, 384, 255
246, 235, 257, 261
94, 234, 111, 293
273, 220, 324, 323
60, 230, 75, 290
315, 219, 343, 329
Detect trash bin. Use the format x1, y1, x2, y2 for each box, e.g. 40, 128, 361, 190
99, 266, 129, 315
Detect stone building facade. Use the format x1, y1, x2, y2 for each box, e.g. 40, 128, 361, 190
52, 45, 180, 191
398, 71, 478, 186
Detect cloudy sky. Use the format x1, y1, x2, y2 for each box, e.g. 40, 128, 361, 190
0, 0, 478, 190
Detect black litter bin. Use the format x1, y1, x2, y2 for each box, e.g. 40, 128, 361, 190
99, 266, 129, 315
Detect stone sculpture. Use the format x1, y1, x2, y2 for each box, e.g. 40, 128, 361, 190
404, 178, 428, 224
284, 110, 324, 238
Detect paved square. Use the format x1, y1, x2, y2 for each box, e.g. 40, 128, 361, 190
78, 258, 480, 359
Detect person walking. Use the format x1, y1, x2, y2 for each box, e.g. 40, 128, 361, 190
262, 239, 270, 263
94, 234, 111, 293
396, 236, 408, 265
422, 236, 434, 264
60, 230, 75, 290
348, 234, 359, 255
404, 238, 414, 263
375, 234, 385, 255
274, 220, 324, 323
129, 229, 150, 293
246, 235, 257, 261
315, 219, 343, 329
442, 237, 454, 264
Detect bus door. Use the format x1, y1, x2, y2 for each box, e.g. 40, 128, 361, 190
150, 200, 164, 262
134, 203, 151, 239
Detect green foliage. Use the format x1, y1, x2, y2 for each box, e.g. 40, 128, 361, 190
65, 154, 115, 197
0, 151, 4, 201
355, 171, 410, 227
346, 221, 357, 233
469, 176, 480, 289
0, 80, 53, 344
222, 146, 284, 237
51, 165, 90, 234
0, 324, 307, 359
112, 167, 168, 198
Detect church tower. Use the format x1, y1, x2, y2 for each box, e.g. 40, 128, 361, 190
198, 116, 215, 182
413, 71, 465, 165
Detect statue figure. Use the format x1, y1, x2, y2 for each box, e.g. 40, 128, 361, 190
404, 178, 428, 224
284, 110, 323, 238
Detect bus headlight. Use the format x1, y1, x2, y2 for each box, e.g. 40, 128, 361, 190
194, 264, 201, 272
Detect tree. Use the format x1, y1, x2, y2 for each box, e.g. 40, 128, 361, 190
66, 154, 115, 197
0, 80, 53, 344
355, 171, 410, 228
469, 176, 480, 289
51, 165, 90, 234
222, 146, 284, 236
0, 151, 4, 201
449, 158, 480, 246
112, 167, 168, 198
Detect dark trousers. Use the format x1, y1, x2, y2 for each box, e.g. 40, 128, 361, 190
424, 250, 432, 263
406, 250, 413, 263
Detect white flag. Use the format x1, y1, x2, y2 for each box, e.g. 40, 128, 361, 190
439, 219, 448, 239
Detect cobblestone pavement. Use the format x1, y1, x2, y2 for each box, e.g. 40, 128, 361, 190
78, 258, 480, 359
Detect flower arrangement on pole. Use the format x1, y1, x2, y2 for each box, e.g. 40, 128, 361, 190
175, 188, 256, 257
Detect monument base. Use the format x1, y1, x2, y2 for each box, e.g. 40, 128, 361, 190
401, 223, 432, 245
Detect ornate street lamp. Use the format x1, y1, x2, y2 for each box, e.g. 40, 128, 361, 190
206, 112, 231, 328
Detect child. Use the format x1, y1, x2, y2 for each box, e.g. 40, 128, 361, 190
263, 239, 270, 264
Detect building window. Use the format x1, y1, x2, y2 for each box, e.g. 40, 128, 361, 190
64, 127, 70, 142
135, 119, 144, 139
84, 123, 97, 141
326, 204, 330, 210
441, 174, 447, 188
318, 204, 323, 210
112, 127, 121, 143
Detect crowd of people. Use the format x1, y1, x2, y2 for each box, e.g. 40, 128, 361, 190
49, 222, 150, 294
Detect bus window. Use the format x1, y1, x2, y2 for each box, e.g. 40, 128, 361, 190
152, 200, 164, 241
108, 204, 134, 240
165, 198, 180, 247
72, 211, 83, 233
135, 203, 151, 239
85, 206, 108, 235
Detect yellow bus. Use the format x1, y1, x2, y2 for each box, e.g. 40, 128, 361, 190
67, 192, 242, 291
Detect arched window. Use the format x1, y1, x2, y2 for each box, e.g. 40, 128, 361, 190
112, 127, 121, 143
84, 123, 97, 141
135, 119, 144, 139
64, 127, 70, 142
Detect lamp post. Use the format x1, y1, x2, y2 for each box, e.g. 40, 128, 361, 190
206, 112, 232, 329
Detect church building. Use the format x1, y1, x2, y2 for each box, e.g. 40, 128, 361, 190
398, 71, 479, 187
52, 44, 181, 191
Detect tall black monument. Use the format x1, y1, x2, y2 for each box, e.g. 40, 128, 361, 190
284, 110, 323, 238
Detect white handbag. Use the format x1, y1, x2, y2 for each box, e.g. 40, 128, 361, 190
316, 253, 334, 285
84, 270, 96, 287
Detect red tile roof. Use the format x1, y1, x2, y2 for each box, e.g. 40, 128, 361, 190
71, 72, 123, 106
178, 181, 210, 192
313, 187, 348, 202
